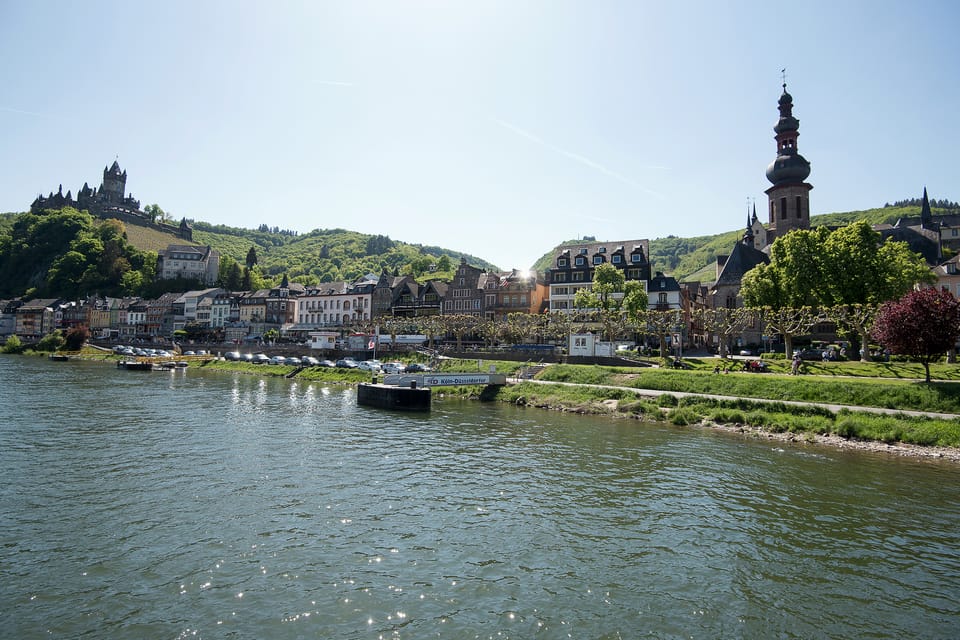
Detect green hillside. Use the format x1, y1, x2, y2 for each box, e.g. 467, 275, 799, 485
188, 221, 497, 285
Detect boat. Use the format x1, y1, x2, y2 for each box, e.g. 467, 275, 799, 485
117, 360, 154, 371
357, 381, 431, 411
48, 354, 70, 361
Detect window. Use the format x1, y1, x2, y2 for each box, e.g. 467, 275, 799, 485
575, 257, 586, 266
593, 256, 604, 265
598, 247, 606, 253
579, 248, 588, 254
554, 272, 567, 282
796, 195, 802, 219
612, 255, 622, 264
557, 258, 568, 267
631, 254, 642, 263
573, 272, 584, 281
780, 197, 787, 220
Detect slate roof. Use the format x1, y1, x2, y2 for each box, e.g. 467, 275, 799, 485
713, 241, 769, 288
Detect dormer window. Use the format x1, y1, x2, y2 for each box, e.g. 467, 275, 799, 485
575, 256, 586, 266
579, 248, 588, 255
631, 254, 642, 263
593, 255, 604, 265
612, 255, 622, 264
598, 247, 606, 253
557, 258, 568, 267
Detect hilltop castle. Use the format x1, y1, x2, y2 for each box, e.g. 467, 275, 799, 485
30, 160, 193, 242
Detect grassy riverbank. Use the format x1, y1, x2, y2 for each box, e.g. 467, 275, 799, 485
536, 364, 960, 413
427, 358, 960, 452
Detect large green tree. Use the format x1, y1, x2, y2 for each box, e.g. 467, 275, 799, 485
741, 222, 933, 360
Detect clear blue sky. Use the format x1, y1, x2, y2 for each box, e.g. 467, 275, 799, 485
1, 1, 957, 271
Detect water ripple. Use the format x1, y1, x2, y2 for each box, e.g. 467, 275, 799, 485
3, 357, 960, 638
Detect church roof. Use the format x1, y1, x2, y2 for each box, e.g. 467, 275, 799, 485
714, 241, 769, 287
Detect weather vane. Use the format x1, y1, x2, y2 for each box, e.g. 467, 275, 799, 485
781, 68, 787, 88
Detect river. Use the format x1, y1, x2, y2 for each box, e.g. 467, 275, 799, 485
2, 356, 959, 639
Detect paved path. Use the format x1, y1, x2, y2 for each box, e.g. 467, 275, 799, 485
506, 377, 960, 421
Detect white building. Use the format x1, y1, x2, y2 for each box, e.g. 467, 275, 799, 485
295, 280, 374, 329
157, 244, 220, 285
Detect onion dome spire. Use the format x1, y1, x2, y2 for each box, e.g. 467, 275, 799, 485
765, 81, 811, 186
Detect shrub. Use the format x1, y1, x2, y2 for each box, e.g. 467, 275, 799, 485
35, 330, 65, 353
708, 408, 746, 425
657, 394, 679, 407
2, 334, 24, 354
668, 407, 699, 426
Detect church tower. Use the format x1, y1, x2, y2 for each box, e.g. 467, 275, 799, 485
764, 82, 812, 240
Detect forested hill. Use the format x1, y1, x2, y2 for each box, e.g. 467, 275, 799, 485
533, 203, 958, 282
0, 208, 497, 300
187, 220, 497, 284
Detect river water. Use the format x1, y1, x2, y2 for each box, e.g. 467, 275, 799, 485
2, 356, 960, 639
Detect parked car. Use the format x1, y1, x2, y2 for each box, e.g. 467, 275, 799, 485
359, 360, 382, 372
301, 356, 320, 366
336, 358, 358, 368
284, 356, 302, 365
318, 359, 337, 368
269, 355, 287, 365
382, 361, 405, 374
225, 351, 242, 361
251, 353, 270, 364
240, 353, 254, 362
404, 362, 431, 373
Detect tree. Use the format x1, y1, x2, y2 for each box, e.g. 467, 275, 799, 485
1, 334, 23, 354
443, 314, 480, 350
760, 306, 821, 360
573, 264, 626, 312
697, 307, 754, 358
245, 246, 259, 269
741, 222, 933, 360
741, 228, 826, 310
818, 222, 933, 359
872, 288, 960, 382
36, 330, 66, 352
822, 304, 879, 362
64, 325, 90, 351
645, 310, 682, 358
144, 203, 169, 223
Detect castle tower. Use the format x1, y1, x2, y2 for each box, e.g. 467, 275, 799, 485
100, 160, 127, 204
764, 82, 812, 240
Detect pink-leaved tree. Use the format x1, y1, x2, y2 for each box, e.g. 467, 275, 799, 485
871, 288, 960, 382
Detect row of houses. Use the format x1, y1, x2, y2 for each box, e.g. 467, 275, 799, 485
1, 247, 683, 343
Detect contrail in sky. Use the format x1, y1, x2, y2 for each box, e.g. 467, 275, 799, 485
491, 116, 667, 200
0, 106, 70, 119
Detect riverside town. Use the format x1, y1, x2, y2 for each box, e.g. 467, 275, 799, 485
4, 84, 959, 366
4, 6, 960, 637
